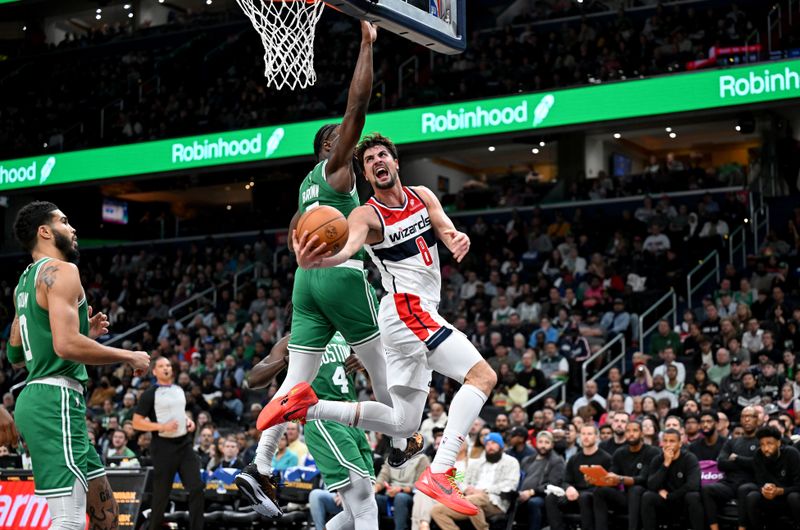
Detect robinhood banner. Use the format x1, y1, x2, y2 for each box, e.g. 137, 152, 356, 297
2, 59, 799, 191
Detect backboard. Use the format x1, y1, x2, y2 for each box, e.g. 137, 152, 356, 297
330, 0, 466, 55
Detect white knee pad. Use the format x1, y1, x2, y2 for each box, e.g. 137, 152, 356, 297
47, 479, 87, 530
426, 330, 482, 384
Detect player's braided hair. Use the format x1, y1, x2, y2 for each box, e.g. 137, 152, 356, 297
13, 201, 59, 252
354, 133, 399, 173
313, 124, 339, 161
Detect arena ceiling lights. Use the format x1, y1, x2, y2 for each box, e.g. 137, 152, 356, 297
1, 59, 800, 192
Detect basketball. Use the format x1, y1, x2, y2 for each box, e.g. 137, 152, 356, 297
296, 205, 349, 255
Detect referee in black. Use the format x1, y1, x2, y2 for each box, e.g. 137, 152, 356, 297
133, 357, 204, 529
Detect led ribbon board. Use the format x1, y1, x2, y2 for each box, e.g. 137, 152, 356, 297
2, 59, 799, 191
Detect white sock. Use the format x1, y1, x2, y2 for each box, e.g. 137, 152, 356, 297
254, 424, 286, 475
431, 384, 487, 473
307, 400, 357, 426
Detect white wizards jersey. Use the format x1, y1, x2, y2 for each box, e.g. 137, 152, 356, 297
364, 187, 441, 303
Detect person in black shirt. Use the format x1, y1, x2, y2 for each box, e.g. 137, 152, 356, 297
506, 426, 535, 463
642, 429, 703, 530
593, 420, 660, 530
757, 330, 782, 365
544, 424, 611, 530
756, 360, 785, 400
599, 411, 629, 455
424, 427, 444, 460
700, 304, 722, 340
719, 358, 745, 398
518, 431, 565, 530
689, 410, 725, 461
703, 406, 760, 530
743, 426, 800, 529
736, 372, 762, 409
133, 357, 204, 530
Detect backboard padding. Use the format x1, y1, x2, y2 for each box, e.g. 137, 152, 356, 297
328, 0, 466, 54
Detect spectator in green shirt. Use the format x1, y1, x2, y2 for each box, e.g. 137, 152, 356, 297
649, 319, 683, 357
708, 348, 732, 385
106, 429, 139, 466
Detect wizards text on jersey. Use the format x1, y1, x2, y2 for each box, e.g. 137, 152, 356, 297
388, 216, 432, 243
364, 187, 442, 302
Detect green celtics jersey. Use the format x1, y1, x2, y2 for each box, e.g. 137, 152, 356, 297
14, 258, 90, 385
311, 332, 356, 402
297, 160, 365, 261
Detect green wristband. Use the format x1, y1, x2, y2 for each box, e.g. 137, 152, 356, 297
6, 344, 24, 364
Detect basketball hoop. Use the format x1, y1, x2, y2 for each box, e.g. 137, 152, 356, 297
235, 0, 326, 90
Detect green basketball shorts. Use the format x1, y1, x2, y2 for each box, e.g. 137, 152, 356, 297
304, 419, 375, 491
289, 265, 380, 353
15, 379, 105, 497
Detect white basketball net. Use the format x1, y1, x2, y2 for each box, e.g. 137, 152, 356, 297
236, 0, 326, 90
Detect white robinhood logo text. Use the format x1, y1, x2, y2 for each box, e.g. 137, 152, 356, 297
719, 66, 800, 98
171, 128, 285, 163
0, 156, 56, 186
420, 94, 555, 134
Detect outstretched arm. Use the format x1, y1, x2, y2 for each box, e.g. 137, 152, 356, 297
248, 335, 290, 389
293, 206, 378, 269
326, 21, 377, 192
412, 186, 470, 262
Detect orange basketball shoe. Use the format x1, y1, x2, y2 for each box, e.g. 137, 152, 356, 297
414, 467, 479, 516
256, 382, 319, 431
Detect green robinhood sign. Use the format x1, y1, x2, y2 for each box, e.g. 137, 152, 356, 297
2, 59, 800, 191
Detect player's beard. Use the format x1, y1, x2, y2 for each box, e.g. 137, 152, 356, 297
373, 169, 397, 190
54, 230, 80, 263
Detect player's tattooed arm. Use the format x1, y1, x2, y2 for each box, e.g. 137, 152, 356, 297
7, 314, 25, 368
87, 476, 119, 530
37, 263, 60, 292
248, 335, 290, 389
7, 290, 26, 368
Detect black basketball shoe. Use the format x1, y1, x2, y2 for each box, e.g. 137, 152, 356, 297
235, 463, 283, 518
387, 432, 425, 468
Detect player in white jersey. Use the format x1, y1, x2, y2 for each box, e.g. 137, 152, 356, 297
257, 133, 497, 517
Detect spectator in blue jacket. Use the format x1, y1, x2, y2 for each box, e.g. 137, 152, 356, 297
529, 317, 559, 347
600, 298, 631, 339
